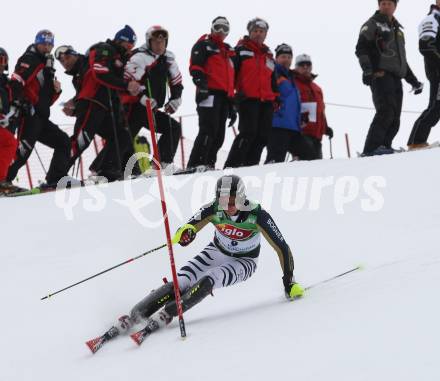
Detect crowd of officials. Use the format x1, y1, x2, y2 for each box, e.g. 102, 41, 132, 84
1, 0, 440, 192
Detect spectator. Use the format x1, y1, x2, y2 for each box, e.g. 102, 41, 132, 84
355, 0, 423, 156
293, 54, 332, 159
265, 44, 314, 163
0, 47, 21, 193
7, 30, 71, 189
123, 25, 183, 172
54, 45, 86, 118
408, 1, 440, 150
224, 17, 277, 168
186, 16, 236, 171
68, 25, 141, 181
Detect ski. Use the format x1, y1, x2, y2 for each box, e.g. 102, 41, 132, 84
130, 319, 160, 346
85, 326, 119, 354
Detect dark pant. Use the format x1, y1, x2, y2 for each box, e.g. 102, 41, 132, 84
363, 73, 403, 154
187, 93, 229, 168
71, 100, 131, 178
265, 128, 316, 163
408, 76, 440, 145
300, 135, 323, 160
122, 102, 181, 166
7, 114, 70, 184
224, 99, 273, 168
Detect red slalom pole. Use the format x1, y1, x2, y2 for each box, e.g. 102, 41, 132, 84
145, 82, 186, 338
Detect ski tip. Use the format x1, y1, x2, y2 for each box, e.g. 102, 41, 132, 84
356, 264, 365, 271
130, 332, 143, 346
85, 338, 101, 354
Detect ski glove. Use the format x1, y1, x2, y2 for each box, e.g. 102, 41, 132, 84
228, 103, 238, 127
178, 227, 197, 247
362, 72, 373, 86
411, 81, 424, 95
196, 88, 210, 104
140, 95, 157, 110
325, 126, 334, 139
164, 98, 182, 114
285, 282, 304, 300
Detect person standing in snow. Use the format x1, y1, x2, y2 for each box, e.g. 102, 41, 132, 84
87, 174, 304, 352
0, 47, 20, 193
355, 0, 423, 156
122, 25, 183, 172
224, 18, 278, 168
6, 30, 71, 189
407, 1, 440, 150
68, 25, 141, 181
265, 44, 315, 163
293, 54, 333, 160
186, 16, 236, 171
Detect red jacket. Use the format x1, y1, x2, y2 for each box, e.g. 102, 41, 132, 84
235, 37, 276, 101
190, 34, 235, 97
294, 72, 327, 140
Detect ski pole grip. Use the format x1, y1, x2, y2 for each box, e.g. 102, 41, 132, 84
172, 224, 197, 244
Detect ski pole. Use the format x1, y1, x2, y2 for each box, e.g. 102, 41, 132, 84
34, 145, 47, 175
107, 88, 123, 173
40, 225, 195, 301
305, 265, 362, 291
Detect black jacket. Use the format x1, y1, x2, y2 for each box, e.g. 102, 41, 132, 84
0, 73, 9, 115
356, 11, 418, 85
79, 39, 130, 108
65, 54, 87, 95
10, 44, 59, 118
419, 5, 440, 80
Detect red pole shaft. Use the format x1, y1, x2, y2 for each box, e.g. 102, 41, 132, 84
146, 99, 186, 338
345, 133, 351, 159
179, 116, 185, 170
25, 161, 33, 189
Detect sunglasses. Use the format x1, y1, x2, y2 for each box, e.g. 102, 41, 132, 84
55, 45, 77, 60
297, 62, 312, 67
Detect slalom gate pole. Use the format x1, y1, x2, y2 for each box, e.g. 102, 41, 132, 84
41, 243, 167, 300
329, 137, 334, 159
146, 79, 187, 339
305, 266, 362, 291
345, 133, 351, 159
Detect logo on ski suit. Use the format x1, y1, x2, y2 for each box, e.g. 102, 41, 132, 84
216, 224, 253, 241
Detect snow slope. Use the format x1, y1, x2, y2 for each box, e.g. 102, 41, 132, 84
1, 150, 440, 381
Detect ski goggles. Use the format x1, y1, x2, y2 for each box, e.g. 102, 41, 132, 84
151, 30, 168, 40
54, 45, 78, 60
0, 55, 7, 66
212, 22, 230, 35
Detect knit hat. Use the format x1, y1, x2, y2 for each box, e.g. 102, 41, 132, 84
275, 43, 293, 57
247, 18, 269, 33
35, 30, 55, 46
114, 25, 137, 44
211, 16, 230, 35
